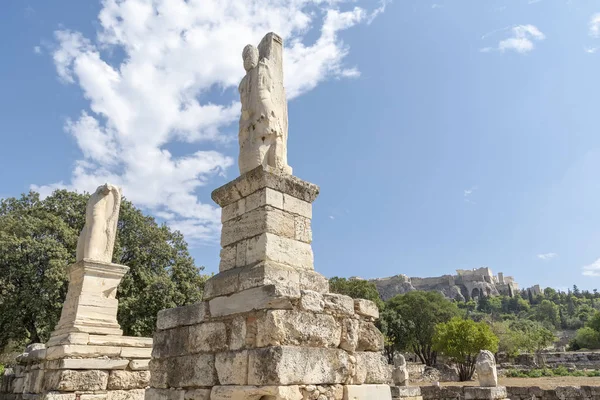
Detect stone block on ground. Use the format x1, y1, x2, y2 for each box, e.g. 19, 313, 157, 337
464, 386, 508, 400
344, 384, 392, 400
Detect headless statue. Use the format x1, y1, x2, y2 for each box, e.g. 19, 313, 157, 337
76, 183, 122, 263
238, 33, 292, 175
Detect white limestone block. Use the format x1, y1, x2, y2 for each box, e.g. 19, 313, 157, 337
323, 293, 355, 316
88, 335, 152, 348
107, 390, 146, 400
229, 316, 247, 351
44, 370, 109, 391
282, 194, 312, 218
246, 232, 313, 270
129, 359, 150, 370
209, 284, 297, 318
340, 318, 360, 352
107, 370, 150, 390
46, 333, 90, 347
210, 385, 303, 400
476, 350, 498, 387
188, 322, 227, 353
344, 385, 392, 400
354, 299, 380, 319
45, 345, 121, 360
46, 358, 129, 370
355, 352, 392, 384
145, 388, 184, 400
255, 310, 341, 348
299, 290, 324, 312
247, 346, 351, 385
121, 347, 152, 359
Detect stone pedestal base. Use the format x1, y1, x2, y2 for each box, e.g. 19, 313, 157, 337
1, 334, 152, 400
147, 167, 392, 399
51, 259, 129, 337
464, 386, 508, 400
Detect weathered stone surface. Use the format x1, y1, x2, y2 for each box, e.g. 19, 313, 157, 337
129, 359, 150, 370
168, 354, 217, 388
323, 293, 355, 316
475, 350, 498, 387
209, 284, 298, 317
204, 262, 300, 300
221, 206, 296, 247
46, 358, 129, 370
145, 388, 184, 400
152, 326, 189, 359
188, 322, 227, 353
340, 318, 359, 352
44, 370, 109, 391
210, 385, 303, 400
344, 384, 392, 400
183, 389, 211, 400
156, 302, 208, 331
45, 345, 121, 360
247, 346, 351, 385
255, 310, 341, 348
215, 350, 248, 385
354, 299, 379, 319
121, 346, 152, 358
299, 290, 324, 312
211, 166, 319, 208
228, 316, 247, 350
107, 371, 150, 390
464, 387, 507, 400
23, 369, 44, 393
42, 394, 76, 400
88, 335, 152, 348
245, 232, 313, 270
391, 386, 421, 398
148, 359, 168, 389
355, 352, 391, 385
46, 333, 90, 347
107, 390, 146, 400
300, 270, 329, 293
356, 321, 384, 352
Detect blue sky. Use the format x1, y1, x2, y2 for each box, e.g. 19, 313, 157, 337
2, 0, 600, 291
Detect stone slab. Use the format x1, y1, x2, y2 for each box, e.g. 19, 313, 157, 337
464, 386, 508, 400
129, 359, 150, 370
210, 385, 303, 400
46, 333, 90, 347
391, 386, 422, 398
45, 345, 122, 360
145, 388, 184, 400
354, 299, 380, 319
211, 166, 319, 207
209, 284, 298, 317
344, 384, 392, 400
46, 358, 129, 370
88, 335, 152, 348
121, 346, 152, 359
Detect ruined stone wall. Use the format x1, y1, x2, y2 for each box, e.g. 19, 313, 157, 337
514, 352, 600, 369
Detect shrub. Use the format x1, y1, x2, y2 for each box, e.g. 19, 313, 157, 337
553, 366, 569, 376
586, 370, 600, 377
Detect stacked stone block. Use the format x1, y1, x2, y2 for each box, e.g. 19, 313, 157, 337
1, 333, 152, 400
146, 166, 392, 400
1, 259, 152, 400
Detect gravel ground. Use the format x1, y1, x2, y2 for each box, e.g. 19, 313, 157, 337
416, 377, 600, 389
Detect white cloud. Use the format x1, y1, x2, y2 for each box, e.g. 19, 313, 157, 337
537, 252, 557, 261
481, 25, 545, 54
464, 186, 477, 204
590, 13, 600, 38
585, 46, 599, 54
583, 258, 600, 276
34, 0, 384, 245
33, 46, 41, 54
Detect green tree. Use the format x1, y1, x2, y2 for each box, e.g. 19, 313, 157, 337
490, 321, 521, 357
0, 190, 208, 348
432, 317, 499, 381
384, 291, 461, 366
329, 277, 384, 310
533, 300, 560, 329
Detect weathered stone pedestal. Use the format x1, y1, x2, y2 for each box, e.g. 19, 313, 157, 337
2, 260, 152, 400
147, 167, 392, 400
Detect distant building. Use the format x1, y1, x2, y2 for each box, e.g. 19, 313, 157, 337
370, 267, 522, 301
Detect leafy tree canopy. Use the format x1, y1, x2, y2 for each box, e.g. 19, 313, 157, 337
329, 277, 384, 310
0, 190, 208, 349
433, 317, 499, 381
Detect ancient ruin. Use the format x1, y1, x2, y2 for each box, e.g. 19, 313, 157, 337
146, 32, 392, 400
475, 350, 498, 387
1, 184, 152, 400
370, 267, 521, 301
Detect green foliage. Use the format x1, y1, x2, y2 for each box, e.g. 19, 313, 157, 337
507, 367, 599, 378
432, 317, 499, 381
533, 300, 561, 329
329, 277, 384, 310
0, 190, 208, 348
0, 364, 4, 376
383, 291, 462, 366
572, 327, 600, 350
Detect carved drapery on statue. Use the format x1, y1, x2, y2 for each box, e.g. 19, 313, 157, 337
238, 32, 292, 175
76, 183, 122, 263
